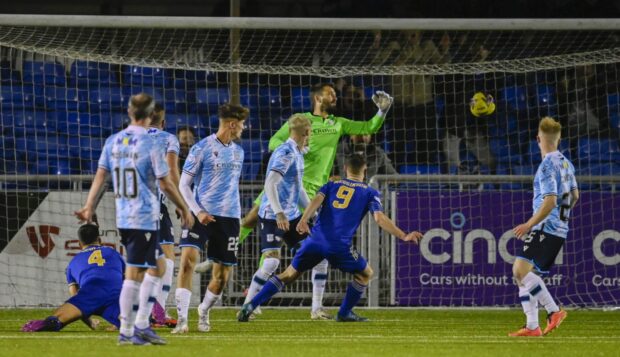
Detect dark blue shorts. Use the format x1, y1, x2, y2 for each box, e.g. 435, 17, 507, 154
291, 238, 367, 274
516, 229, 565, 274
119, 229, 160, 268
159, 204, 175, 245
259, 216, 308, 253
179, 215, 240, 266
66, 285, 120, 328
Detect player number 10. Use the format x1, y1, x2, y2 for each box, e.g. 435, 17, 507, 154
113, 167, 138, 199
332, 186, 355, 209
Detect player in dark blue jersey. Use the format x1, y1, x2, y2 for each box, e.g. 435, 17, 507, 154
238, 154, 422, 322
22, 224, 124, 332
509, 117, 579, 337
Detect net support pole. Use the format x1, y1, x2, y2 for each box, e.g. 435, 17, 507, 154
229, 0, 241, 105
367, 209, 381, 307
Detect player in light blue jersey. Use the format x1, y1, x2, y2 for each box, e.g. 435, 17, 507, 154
146, 103, 182, 328
241, 114, 312, 315
510, 117, 579, 337
22, 224, 124, 332
76, 93, 194, 346
174, 103, 248, 334
238, 154, 422, 322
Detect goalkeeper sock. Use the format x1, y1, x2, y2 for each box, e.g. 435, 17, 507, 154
156, 259, 175, 316
239, 226, 253, 244
522, 272, 559, 314
519, 285, 539, 329
135, 273, 161, 329
245, 257, 279, 304
175, 288, 191, 322
119, 279, 141, 337
311, 259, 328, 312
251, 275, 285, 308
338, 281, 367, 317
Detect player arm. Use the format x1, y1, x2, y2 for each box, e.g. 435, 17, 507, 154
570, 188, 580, 209
265, 170, 285, 215
340, 114, 386, 136
179, 172, 203, 216
300, 193, 325, 224
525, 195, 557, 231
373, 211, 406, 240
268, 122, 291, 151
299, 186, 311, 210
75, 168, 109, 222
68, 283, 78, 297
166, 152, 181, 187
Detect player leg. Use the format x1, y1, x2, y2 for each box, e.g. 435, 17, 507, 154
239, 192, 263, 244
510, 258, 542, 337
328, 246, 371, 322
21, 303, 82, 332
153, 208, 177, 326
238, 238, 324, 322
197, 217, 239, 332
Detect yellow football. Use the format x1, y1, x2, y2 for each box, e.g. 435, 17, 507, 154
470, 92, 496, 117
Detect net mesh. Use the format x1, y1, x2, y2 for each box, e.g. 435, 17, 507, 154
0, 23, 619, 307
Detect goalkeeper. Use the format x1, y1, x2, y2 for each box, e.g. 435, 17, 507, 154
197, 82, 393, 320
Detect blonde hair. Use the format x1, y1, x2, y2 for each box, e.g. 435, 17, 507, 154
288, 114, 311, 133
539, 116, 562, 136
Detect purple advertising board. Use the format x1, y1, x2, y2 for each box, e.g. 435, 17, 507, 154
395, 191, 620, 306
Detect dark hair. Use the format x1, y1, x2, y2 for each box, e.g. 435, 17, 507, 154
129, 93, 155, 120
310, 82, 335, 101
177, 126, 197, 137
150, 102, 165, 127
77, 224, 100, 245
345, 153, 367, 175
218, 103, 249, 121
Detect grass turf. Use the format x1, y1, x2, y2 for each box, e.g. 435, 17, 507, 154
1, 308, 619, 356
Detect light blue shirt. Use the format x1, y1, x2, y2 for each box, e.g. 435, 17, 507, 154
259, 138, 305, 220
148, 127, 180, 203
98, 125, 169, 230
532, 150, 578, 239
182, 134, 244, 219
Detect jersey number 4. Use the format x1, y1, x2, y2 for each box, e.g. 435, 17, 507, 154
88, 250, 106, 267
332, 186, 355, 209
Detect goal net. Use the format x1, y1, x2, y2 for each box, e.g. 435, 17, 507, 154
0, 16, 619, 308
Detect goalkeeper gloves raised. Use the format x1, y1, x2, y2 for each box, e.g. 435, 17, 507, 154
372, 90, 394, 113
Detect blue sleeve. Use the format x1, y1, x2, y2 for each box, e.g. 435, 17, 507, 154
167, 134, 180, 155
150, 139, 170, 179
318, 181, 332, 197
540, 160, 558, 197
97, 138, 112, 171
182, 143, 204, 177
66, 261, 76, 286
269, 147, 294, 176
368, 188, 383, 213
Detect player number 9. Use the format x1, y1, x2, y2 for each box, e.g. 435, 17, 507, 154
332, 186, 355, 209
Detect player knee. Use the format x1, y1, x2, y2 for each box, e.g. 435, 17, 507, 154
354, 266, 373, 285
512, 263, 528, 283
261, 256, 280, 276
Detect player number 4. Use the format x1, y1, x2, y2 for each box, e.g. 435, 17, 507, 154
87, 250, 106, 267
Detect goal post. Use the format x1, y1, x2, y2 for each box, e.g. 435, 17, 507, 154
1, 16, 619, 308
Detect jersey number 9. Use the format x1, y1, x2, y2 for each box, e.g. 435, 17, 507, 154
332, 186, 355, 209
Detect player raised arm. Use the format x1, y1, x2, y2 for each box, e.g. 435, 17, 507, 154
75, 168, 109, 223
296, 192, 326, 235
373, 211, 423, 243
340, 91, 393, 136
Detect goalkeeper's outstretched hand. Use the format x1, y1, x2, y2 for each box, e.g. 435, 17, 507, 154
372, 90, 394, 112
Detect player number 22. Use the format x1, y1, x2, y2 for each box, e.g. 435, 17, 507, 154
332, 186, 355, 209
87, 250, 106, 267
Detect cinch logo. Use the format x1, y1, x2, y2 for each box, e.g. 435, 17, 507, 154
26, 225, 60, 258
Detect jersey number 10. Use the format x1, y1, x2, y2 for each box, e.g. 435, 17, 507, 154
113, 167, 138, 199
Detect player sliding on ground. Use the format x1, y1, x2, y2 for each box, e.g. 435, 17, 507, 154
238, 154, 422, 322
22, 224, 124, 332
509, 117, 579, 337
197, 82, 393, 320
241, 114, 312, 318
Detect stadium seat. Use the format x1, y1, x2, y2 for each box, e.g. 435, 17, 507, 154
0, 60, 21, 84
512, 165, 536, 176
241, 162, 261, 181
196, 87, 230, 112
170, 69, 216, 89
166, 114, 202, 131
608, 93, 619, 111
124, 65, 168, 87
31, 158, 74, 175
399, 165, 441, 175
532, 84, 557, 116
87, 86, 126, 112
489, 138, 521, 164
577, 138, 620, 163
291, 87, 311, 112
164, 88, 195, 113
22, 61, 66, 86
0, 85, 36, 110
241, 140, 267, 162
610, 112, 620, 133
69, 60, 118, 86
44, 87, 80, 111
55, 112, 111, 137
501, 85, 528, 112
258, 87, 282, 108
111, 113, 130, 130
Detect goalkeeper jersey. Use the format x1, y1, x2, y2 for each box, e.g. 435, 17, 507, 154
268, 112, 385, 186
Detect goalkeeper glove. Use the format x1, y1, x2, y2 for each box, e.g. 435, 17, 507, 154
372, 90, 394, 113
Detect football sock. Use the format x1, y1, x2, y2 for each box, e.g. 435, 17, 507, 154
245, 257, 280, 304
43, 316, 64, 331
156, 258, 175, 316
119, 279, 141, 336
239, 226, 253, 244
251, 275, 285, 308
338, 280, 367, 317
311, 259, 329, 312
175, 288, 192, 322
519, 285, 539, 329
135, 273, 161, 329
522, 272, 559, 314
199, 288, 222, 312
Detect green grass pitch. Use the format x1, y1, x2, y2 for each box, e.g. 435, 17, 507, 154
1, 308, 619, 356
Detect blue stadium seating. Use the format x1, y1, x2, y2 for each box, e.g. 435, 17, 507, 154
241, 162, 261, 181
0, 85, 36, 110
241, 140, 267, 162
170, 69, 216, 89
164, 88, 195, 113
532, 85, 557, 116
578, 138, 620, 163
30, 158, 74, 175
124, 65, 168, 87
501, 85, 528, 112
196, 87, 230, 112
291, 87, 311, 112
608, 93, 619, 111
55, 112, 111, 137
69, 60, 118, 86
489, 138, 521, 164
0, 60, 21, 84
43, 87, 81, 111
87, 86, 126, 112
22, 61, 66, 86
399, 165, 441, 175
611, 112, 620, 133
